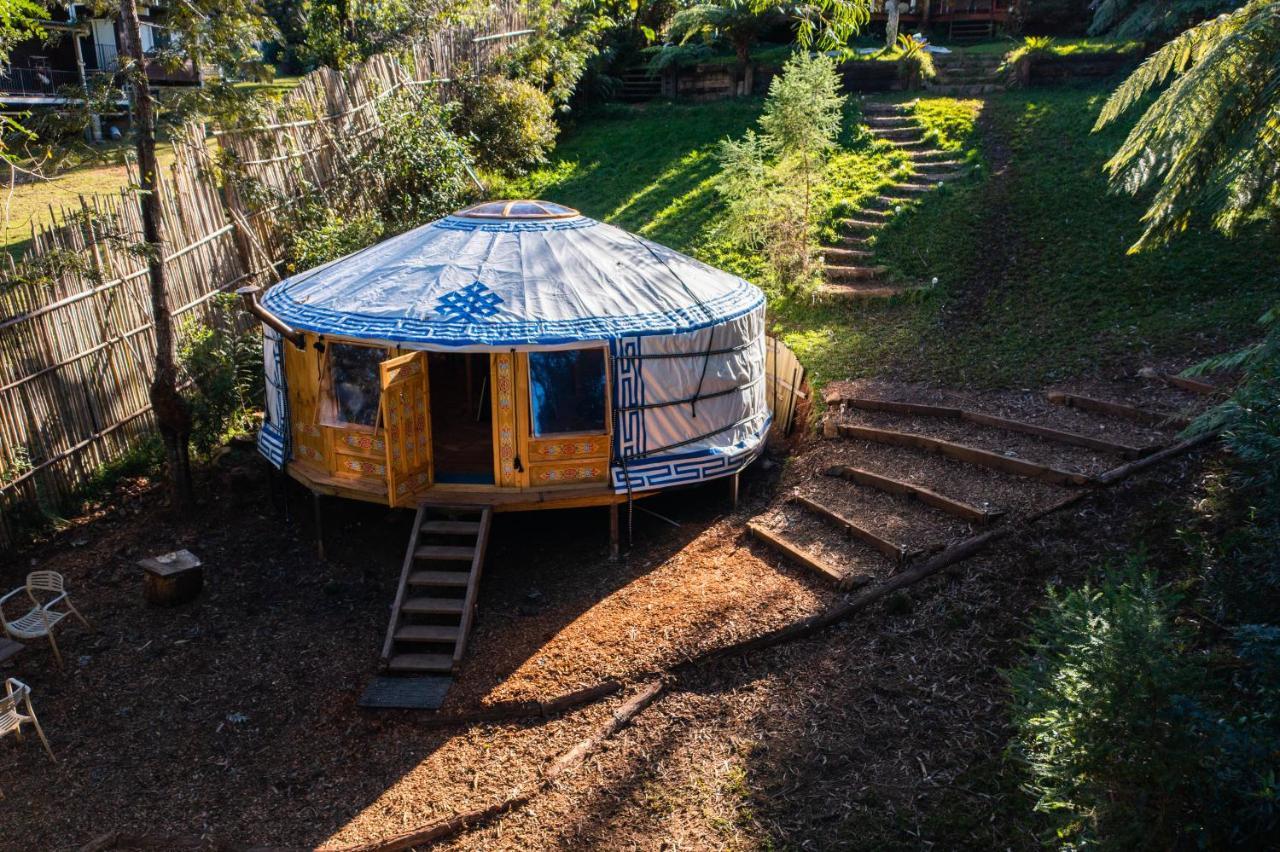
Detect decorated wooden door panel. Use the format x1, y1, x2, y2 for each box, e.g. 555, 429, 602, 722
380, 351, 431, 506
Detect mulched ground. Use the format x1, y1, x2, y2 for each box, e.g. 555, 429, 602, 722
0, 375, 1216, 849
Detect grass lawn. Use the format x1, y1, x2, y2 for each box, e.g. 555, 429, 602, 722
506, 83, 1280, 395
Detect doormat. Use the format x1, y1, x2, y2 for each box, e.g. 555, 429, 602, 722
358, 675, 452, 710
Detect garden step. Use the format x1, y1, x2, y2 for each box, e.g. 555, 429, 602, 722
866, 195, 918, 210
870, 125, 923, 138
394, 624, 461, 643
907, 149, 956, 162
925, 83, 1002, 96
825, 264, 889, 281
860, 101, 911, 115
838, 218, 887, 232
387, 653, 454, 673
912, 159, 964, 171
838, 234, 872, 248
821, 246, 872, 262
820, 283, 921, 301
912, 171, 965, 183
863, 115, 915, 128
401, 597, 466, 615
888, 182, 942, 194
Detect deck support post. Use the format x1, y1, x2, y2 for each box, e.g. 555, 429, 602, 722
729, 471, 740, 509
608, 502, 620, 562
313, 491, 326, 561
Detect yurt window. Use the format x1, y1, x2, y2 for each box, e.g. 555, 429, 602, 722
327, 342, 384, 428
528, 349, 608, 436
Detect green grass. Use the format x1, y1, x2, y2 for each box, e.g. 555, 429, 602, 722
502, 84, 1280, 396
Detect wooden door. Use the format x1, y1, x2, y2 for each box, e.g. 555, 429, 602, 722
380, 351, 431, 507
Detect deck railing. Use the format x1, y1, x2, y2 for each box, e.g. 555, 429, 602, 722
0, 66, 83, 98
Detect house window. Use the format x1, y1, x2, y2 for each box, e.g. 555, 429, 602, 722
528, 349, 607, 437
329, 343, 384, 428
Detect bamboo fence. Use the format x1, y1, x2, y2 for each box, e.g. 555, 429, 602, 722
0, 2, 529, 548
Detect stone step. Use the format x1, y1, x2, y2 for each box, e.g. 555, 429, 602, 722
864, 115, 915, 128
925, 83, 1003, 96
825, 264, 889, 281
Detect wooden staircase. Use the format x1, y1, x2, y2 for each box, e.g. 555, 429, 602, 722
381, 504, 493, 675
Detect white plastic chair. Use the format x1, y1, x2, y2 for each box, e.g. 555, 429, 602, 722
0, 571, 91, 669
1, 678, 55, 797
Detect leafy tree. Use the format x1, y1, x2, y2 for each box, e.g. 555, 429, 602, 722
452, 75, 558, 175
0, 0, 47, 165
664, 0, 783, 92
1094, 0, 1280, 252
718, 50, 845, 294
1088, 0, 1243, 39
500, 0, 612, 107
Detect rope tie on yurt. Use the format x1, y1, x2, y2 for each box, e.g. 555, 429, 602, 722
690, 326, 715, 419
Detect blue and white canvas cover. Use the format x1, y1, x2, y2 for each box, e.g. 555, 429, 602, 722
257, 205, 770, 490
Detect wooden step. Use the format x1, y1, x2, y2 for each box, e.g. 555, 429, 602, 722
908, 149, 956, 162
790, 494, 912, 563
1046, 391, 1190, 429
913, 160, 963, 171
394, 624, 461, 643
868, 195, 917, 210
420, 520, 482, 535
414, 545, 476, 561
837, 424, 1095, 486
871, 127, 924, 142
401, 596, 466, 615
887, 182, 938, 194
838, 218, 885, 232
821, 246, 872, 262
408, 570, 471, 587
838, 234, 871, 248
825, 465, 1002, 524
825, 264, 889, 281
387, 653, 454, 673
746, 522, 862, 590
829, 395, 1152, 458
820, 284, 917, 301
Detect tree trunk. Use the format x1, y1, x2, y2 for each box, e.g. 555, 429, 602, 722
119, 0, 194, 513
735, 41, 753, 97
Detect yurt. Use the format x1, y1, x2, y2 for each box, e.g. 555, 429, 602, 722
244, 200, 769, 523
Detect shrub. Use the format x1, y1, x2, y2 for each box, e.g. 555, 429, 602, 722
894, 35, 936, 90
452, 75, 558, 177
1007, 566, 1204, 847
358, 90, 476, 232
284, 207, 385, 273
178, 294, 264, 457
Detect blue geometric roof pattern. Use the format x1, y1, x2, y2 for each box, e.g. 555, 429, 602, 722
260, 205, 764, 347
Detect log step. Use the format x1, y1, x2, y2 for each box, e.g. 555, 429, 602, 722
1163, 373, 1222, 396
828, 395, 1152, 458
395, 624, 461, 643
746, 522, 863, 591
1045, 391, 1190, 429
420, 520, 482, 535
387, 653, 454, 673
401, 596, 466, 615
838, 218, 886, 232
837, 423, 1095, 486
825, 264, 889, 281
408, 570, 471, 587
822, 246, 872, 262
790, 494, 913, 563
414, 545, 476, 561
825, 465, 1001, 525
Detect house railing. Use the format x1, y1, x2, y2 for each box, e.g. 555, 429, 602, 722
0, 66, 84, 98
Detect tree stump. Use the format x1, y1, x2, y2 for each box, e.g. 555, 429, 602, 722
139, 550, 203, 606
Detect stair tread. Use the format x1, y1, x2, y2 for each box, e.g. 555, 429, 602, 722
408, 570, 471, 587
395, 624, 461, 642
402, 596, 466, 615
415, 545, 476, 561
388, 653, 454, 673
420, 519, 482, 535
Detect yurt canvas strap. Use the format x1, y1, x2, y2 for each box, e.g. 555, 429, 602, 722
613, 373, 765, 413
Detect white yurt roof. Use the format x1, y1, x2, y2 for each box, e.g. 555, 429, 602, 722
261, 200, 764, 347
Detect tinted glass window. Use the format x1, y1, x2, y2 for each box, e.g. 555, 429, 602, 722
529, 349, 607, 436
330, 343, 383, 427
